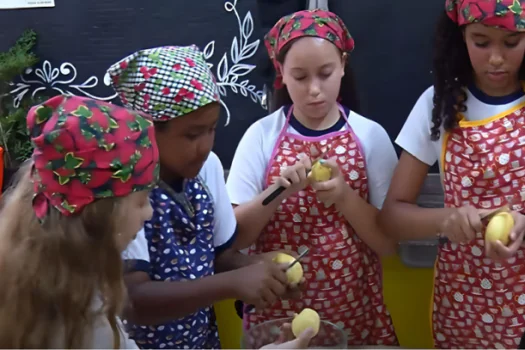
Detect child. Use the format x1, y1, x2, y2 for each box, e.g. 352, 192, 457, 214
226, 9, 399, 347
379, 0, 525, 348
0, 95, 160, 348
107, 45, 303, 349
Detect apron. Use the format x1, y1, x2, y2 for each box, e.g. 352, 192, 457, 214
244, 105, 398, 347
126, 178, 221, 349
435, 100, 525, 349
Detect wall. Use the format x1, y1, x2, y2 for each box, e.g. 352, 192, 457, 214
0, 0, 268, 167
0, 0, 445, 170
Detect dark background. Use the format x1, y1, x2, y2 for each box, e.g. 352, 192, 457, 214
0, 0, 444, 171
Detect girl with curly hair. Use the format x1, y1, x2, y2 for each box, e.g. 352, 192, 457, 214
380, 0, 525, 348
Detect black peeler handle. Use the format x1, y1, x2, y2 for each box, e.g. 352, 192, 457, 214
262, 151, 328, 206
262, 170, 312, 206
262, 185, 287, 206
262, 176, 295, 206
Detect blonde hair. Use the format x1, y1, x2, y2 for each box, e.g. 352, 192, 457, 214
0, 161, 125, 348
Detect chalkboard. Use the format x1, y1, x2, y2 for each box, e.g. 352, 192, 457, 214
0, 0, 444, 171
330, 1, 443, 161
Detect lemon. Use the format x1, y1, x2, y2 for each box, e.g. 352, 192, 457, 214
485, 212, 514, 246
272, 252, 303, 285
308, 162, 331, 182
291, 308, 320, 338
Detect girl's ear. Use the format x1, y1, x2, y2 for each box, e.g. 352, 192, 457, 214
278, 62, 287, 85
340, 53, 348, 78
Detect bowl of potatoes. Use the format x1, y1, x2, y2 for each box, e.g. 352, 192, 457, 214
241, 309, 347, 349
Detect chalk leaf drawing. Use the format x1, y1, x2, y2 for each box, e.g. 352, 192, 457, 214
203, 0, 264, 125
5, 0, 264, 126
6, 60, 118, 108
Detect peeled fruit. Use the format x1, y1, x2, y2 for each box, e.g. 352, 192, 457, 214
308, 162, 332, 182
291, 308, 320, 338
272, 253, 303, 285
485, 212, 514, 246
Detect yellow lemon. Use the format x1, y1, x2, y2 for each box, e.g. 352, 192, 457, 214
272, 252, 303, 285
485, 212, 514, 246
308, 162, 331, 182
291, 308, 320, 338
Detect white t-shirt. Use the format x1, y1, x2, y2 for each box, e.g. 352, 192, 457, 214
51, 297, 138, 349
122, 151, 237, 265
396, 85, 525, 172
226, 106, 398, 209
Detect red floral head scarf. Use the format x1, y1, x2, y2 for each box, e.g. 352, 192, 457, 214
27, 95, 160, 220
446, 0, 525, 30
264, 9, 354, 89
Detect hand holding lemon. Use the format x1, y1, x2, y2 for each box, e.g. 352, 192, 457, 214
485, 211, 514, 245
307, 161, 332, 182
483, 208, 525, 260
272, 252, 304, 285
291, 308, 321, 338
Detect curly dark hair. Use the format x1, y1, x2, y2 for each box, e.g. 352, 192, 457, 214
269, 39, 361, 115
431, 10, 525, 140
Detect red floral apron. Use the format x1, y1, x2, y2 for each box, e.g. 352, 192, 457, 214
244, 105, 398, 347
436, 100, 525, 349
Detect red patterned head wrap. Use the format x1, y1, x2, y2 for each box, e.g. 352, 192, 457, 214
446, 0, 525, 30
264, 9, 354, 89
27, 95, 160, 220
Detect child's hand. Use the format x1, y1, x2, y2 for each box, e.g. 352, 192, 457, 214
440, 206, 481, 244
254, 251, 306, 300
233, 261, 289, 310
485, 211, 525, 260
277, 156, 312, 197
261, 324, 315, 349
310, 158, 349, 207
281, 279, 307, 300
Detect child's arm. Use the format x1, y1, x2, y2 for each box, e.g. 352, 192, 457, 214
311, 122, 399, 256
122, 230, 288, 325
343, 123, 399, 255
226, 122, 298, 248
333, 181, 396, 256
311, 124, 397, 256
379, 151, 455, 239
215, 245, 261, 272
199, 152, 276, 270
379, 88, 456, 240
230, 183, 295, 249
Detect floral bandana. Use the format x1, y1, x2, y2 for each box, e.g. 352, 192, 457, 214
107, 45, 220, 121
27, 95, 160, 220
446, 0, 525, 30
264, 9, 354, 89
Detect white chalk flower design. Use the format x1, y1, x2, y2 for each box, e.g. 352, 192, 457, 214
203, 0, 264, 125
6, 60, 118, 108
6, 0, 264, 127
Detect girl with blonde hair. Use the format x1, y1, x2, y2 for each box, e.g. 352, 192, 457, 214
0, 95, 159, 348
